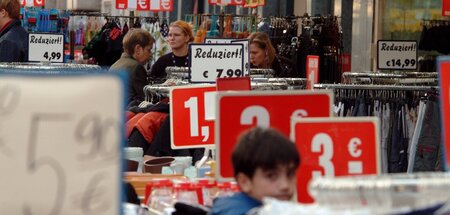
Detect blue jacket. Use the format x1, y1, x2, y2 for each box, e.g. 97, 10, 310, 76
210, 192, 262, 215
0, 19, 29, 62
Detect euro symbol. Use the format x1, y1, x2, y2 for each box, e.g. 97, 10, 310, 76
161, 0, 170, 9
138, 0, 147, 9
348, 137, 362, 158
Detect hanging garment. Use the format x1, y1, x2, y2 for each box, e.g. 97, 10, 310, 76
412, 99, 442, 172
83, 20, 124, 66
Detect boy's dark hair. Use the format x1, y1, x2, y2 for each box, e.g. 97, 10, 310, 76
231, 127, 300, 178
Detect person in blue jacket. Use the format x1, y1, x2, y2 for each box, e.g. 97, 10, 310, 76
0, 0, 28, 62
211, 127, 301, 215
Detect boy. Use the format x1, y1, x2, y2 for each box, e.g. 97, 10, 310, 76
211, 127, 300, 215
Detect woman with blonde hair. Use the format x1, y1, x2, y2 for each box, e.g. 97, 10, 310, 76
149, 20, 194, 81
248, 32, 293, 77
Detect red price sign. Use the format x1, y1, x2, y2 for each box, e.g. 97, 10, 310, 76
150, 0, 173, 11
306, 55, 319, 90
33, 0, 44, 6
115, 0, 128, 9
137, 0, 150, 10
292, 117, 380, 203
443, 0, 450, 16
170, 85, 216, 149
437, 57, 450, 170
209, 0, 244, 5
216, 91, 333, 180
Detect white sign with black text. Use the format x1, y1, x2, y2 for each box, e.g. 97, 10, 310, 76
205, 38, 250, 76
28, 33, 64, 63
204, 38, 250, 77
377, 40, 417, 70
0, 73, 125, 214
189, 43, 244, 83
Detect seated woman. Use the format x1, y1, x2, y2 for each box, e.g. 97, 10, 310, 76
149, 20, 194, 82
248, 32, 294, 77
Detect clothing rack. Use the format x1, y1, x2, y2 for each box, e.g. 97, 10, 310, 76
186, 13, 257, 39
252, 77, 307, 89
0, 62, 102, 73
309, 172, 450, 213
422, 19, 450, 26
314, 83, 438, 92
165, 66, 190, 79
249, 68, 275, 77
342, 71, 439, 86
343, 71, 438, 79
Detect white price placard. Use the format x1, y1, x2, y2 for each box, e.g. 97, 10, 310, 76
189, 43, 244, 83
28, 33, 64, 63
0, 73, 125, 214
204, 38, 250, 76
377, 40, 417, 70
231, 39, 250, 76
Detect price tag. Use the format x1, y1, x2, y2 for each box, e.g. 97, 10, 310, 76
443, 0, 450, 16
28, 33, 64, 63
231, 39, 250, 76
150, 0, 173, 11
437, 56, 450, 170
137, 0, 149, 10
204, 38, 234, 44
291, 117, 380, 203
189, 44, 244, 83
34, 0, 45, 7
204, 39, 250, 77
170, 85, 216, 149
377, 40, 417, 70
0, 72, 125, 214
306, 55, 319, 89
216, 90, 333, 180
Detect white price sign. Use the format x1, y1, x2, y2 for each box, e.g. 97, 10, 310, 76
28, 33, 64, 63
204, 38, 250, 77
377, 40, 417, 70
0, 73, 125, 214
189, 43, 244, 83
231, 39, 250, 76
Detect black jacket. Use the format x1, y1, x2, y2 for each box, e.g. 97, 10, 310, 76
0, 19, 28, 62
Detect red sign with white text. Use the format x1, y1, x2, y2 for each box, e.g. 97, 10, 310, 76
116, 0, 173, 10
150, 0, 173, 11
116, 0, 128, 9
209, 0, 244, 5
33, 0, 44, 6
437, 57, 450, 170
170, 85, 216, 149
216, 91, 333, 180
306, 55, 319, 89
443, 0, 450, 16
137, 0, 150, 10
292, 117, 380, 203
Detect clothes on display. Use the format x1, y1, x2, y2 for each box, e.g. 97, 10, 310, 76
262, 15, 342, 82
417, 19, 450, 72
328, 85, 442, 173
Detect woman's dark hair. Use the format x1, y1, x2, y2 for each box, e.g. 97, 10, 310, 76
231, 127, 300, 178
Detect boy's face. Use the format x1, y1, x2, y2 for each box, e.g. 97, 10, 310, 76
237, 163, 297, 201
